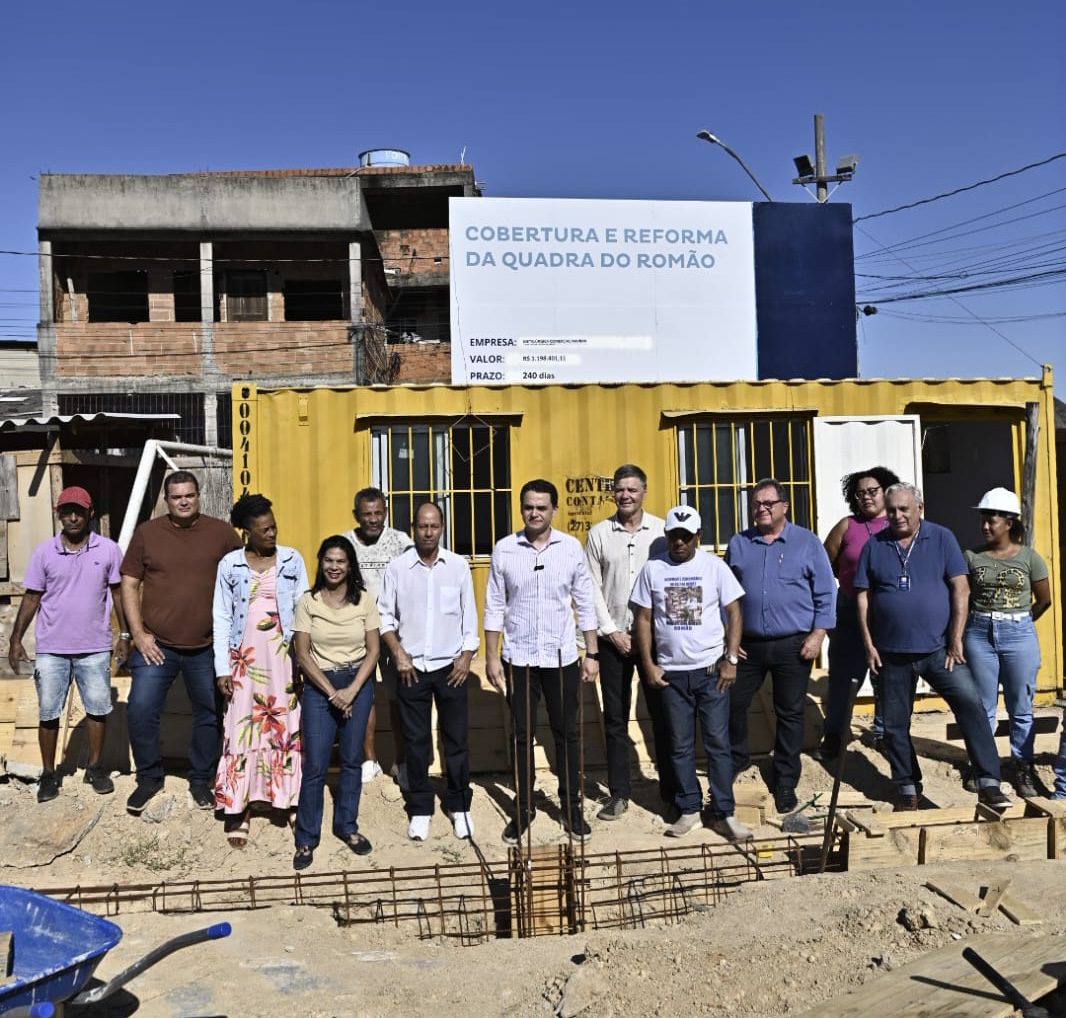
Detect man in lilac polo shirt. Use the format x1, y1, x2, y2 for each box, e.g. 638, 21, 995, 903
854, 482, 1009, 811
7, 486, 129, 803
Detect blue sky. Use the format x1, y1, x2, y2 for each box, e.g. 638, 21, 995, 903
1, 1, 1063, 379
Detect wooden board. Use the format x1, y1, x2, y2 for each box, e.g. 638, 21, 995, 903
998, 894, 1042, 926
925, 879, 983, 913
803, 932, 1066, 1016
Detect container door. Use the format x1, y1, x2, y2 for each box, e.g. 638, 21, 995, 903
813, 414, 926, 699
812, 415, 924, 540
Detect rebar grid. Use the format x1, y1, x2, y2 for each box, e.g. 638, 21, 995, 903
36, 831, 838, 944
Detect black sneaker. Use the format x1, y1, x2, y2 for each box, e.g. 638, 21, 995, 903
189, 783, 215, 810
37, 770, 60, 803
126, 779, 165, 815
83, 765, 114, 795
1012, 762, 1039, 799
962, 770, 978, 793
978, 785, 1012, 810
774, 786, 798, 814
596, 796, 629, 821
293, 845, 314, 871
563, 813, 592, 839
502, 812, 536, 846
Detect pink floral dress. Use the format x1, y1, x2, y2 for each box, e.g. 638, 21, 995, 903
214, 567, 301, 812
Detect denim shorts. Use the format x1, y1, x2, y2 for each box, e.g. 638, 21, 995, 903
34, 651, 113, 721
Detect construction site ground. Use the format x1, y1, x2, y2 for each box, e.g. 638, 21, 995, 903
2, 709, 1065, 1017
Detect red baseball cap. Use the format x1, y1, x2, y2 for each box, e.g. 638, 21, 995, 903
55, 486, 93, 510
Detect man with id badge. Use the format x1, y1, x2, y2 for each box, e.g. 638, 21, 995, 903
854, 483, 1008, 811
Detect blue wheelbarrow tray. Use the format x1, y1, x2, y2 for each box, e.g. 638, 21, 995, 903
0, 885, 230, 1016
0, 885, 121, 1012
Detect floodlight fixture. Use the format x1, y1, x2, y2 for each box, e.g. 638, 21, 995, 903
793, 154, 815, 179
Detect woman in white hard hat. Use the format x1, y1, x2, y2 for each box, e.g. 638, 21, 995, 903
963, 487, 1051, 798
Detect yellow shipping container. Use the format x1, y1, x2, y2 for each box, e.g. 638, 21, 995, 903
232, 368, 1062, 697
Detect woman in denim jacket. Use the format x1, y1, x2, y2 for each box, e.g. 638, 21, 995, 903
212, 493, 310, 846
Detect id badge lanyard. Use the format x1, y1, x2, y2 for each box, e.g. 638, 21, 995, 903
893, 525, 920, 591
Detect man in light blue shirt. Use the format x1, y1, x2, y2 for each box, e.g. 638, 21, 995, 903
725, 478, 836, 813
379, 502, 479, 842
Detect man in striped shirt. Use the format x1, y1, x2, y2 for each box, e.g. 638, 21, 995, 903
485, 479, 600, 844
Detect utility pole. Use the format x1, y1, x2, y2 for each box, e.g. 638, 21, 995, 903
814, 114, 828, 203
793, 114, 857, 201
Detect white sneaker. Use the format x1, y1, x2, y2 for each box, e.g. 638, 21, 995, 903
451, 811, 474, 840
712, 815, 753, 842
361, 759, 383, 784
407, 815, 431, 841
665, 812, 702, 838
390, 761, 409, 791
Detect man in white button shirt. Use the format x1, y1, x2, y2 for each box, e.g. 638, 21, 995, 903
379, 502, 479, 842
485, 479, 600, 845
585, 464, 671, 821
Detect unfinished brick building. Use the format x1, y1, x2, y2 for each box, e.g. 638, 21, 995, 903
36, 155, 475, 446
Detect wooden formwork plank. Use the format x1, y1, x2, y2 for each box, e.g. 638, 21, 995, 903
804, 933, 1061, 1016
998, 894, 1042, 926
924, 879, 983, 913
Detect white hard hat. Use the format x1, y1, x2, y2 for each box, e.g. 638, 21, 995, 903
974, 487, 1021, 516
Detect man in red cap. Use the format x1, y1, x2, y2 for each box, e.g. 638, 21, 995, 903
8, 486, 129, 802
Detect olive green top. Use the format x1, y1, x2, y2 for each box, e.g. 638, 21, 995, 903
965, 545, 1048, 613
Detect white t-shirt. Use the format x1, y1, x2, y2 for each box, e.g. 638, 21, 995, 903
342, 526, 413, 603
630, 549, 745, 669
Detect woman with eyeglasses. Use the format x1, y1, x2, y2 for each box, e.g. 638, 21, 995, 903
963, 488, 1051, 798
819, 466, 902, 760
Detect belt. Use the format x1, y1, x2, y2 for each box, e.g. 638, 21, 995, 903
970, 610, 1030, 622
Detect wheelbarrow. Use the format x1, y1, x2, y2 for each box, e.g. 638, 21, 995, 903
0, 885, 230, 1016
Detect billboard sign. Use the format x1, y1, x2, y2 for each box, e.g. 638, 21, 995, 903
449, 197, 757, 384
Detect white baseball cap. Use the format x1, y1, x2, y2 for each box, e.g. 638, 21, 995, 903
664, 505, 701, 534
974, 487, 1021, 516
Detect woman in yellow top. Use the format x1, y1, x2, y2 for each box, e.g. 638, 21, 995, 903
292, 536, 380, 870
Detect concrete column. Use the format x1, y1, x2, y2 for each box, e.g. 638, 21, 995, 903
203, 390, 218, 448
348, 240, 363, 322
37, 239, 58, 414
200, 241, 217, 373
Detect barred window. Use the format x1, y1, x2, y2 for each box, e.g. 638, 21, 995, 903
676, 416, 813, 548
371, 421, 512, 557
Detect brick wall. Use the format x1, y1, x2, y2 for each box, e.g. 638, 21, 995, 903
393, 343, 451, 383
376, 228, 450, 280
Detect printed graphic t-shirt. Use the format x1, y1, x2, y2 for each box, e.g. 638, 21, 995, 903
630, 549, 745, 669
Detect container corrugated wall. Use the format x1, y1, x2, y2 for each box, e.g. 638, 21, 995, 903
232, 373, 1062, 693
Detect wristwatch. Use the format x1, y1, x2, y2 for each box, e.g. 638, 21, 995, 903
585, 651, 600, 661
724, 653, 739, 666
119, 632, 133, 641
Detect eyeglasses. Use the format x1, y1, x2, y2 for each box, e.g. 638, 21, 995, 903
752, 499, 783, 510
856, 486, 882, 498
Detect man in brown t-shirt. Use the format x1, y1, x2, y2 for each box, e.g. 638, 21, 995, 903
121, 471, 241, 814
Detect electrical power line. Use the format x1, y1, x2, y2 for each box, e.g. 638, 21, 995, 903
854, 153, 1066, 223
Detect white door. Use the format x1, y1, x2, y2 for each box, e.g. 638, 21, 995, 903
813, 415, 923, 540
813, 415, 927, 700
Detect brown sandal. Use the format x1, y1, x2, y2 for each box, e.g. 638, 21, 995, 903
225, 816, 250, 849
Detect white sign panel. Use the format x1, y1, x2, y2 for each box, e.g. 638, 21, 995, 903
448, 197, 757, 384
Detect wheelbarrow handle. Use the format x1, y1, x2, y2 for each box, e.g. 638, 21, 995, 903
69, 922, 231, 1005
2, 1004, 57, 1017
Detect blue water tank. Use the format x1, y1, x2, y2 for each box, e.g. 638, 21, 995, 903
358, 149, 411, 168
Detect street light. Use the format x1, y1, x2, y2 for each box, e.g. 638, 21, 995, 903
695, 130, 775, 202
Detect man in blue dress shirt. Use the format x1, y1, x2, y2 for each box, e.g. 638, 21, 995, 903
725, 478, 836, 813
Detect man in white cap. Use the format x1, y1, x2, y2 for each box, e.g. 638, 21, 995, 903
631, 505, 750, 840
8, 486, 129, 802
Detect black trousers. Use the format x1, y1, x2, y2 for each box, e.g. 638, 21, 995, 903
728, 633, 812, 790
507, 661, 582, 822
599, 639, 676, 801
397, 665, 472, 817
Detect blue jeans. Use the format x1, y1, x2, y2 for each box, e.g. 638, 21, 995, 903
1053, 707, 1066, 799
35, 651, 113, 720
295, 666, 374, 849
963, 615, 1040, 763
127, 643, 218, 784
824, 601, 882, 738
879, 648, 1001, 796
660, 668, 734, 816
